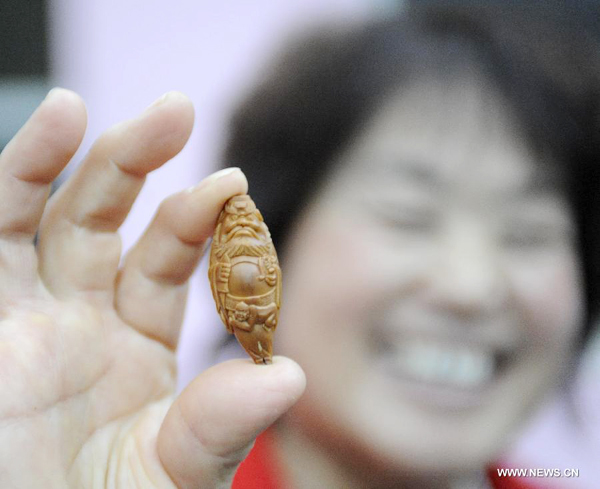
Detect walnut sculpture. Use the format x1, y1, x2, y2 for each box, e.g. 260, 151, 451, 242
209, 195, 281, 364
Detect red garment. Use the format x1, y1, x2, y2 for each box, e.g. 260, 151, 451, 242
233, 431, 539, 489
233, 431, 282, 489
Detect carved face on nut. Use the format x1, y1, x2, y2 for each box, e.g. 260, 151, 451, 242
220, 196, 268, 245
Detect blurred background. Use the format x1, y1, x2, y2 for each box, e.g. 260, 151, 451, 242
1, 0, 600, 485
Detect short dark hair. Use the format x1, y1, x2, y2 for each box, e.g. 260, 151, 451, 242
223, 2, 600, 347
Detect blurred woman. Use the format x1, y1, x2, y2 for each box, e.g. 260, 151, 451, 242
224, 3, 600, 488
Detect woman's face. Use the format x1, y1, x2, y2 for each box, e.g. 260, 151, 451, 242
277, 79, 584, 473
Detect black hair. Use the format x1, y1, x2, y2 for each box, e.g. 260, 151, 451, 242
223, 2, 600, 348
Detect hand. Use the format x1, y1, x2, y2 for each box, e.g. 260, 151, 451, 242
0, 89, 305, 488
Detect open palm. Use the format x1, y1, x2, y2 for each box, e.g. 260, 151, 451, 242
0, 89, 305, 488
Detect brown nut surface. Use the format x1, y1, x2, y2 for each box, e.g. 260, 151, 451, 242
209, 194, 281, 364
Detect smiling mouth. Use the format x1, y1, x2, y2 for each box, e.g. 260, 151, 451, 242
393, 342, 504, 387
373, 336, 514, 408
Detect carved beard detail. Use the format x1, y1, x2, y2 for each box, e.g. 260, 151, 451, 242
216, 237, 270, 258
225, 240, 270, 258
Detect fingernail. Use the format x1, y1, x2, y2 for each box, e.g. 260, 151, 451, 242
44, 87, 66, 102
45, 87, 60, 99
187, 167, 242, 193
145, 91, 172, 111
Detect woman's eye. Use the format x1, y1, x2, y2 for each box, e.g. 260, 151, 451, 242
367, 201, 438, 232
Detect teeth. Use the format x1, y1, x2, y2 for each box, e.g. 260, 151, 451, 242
393, 342, 494, 388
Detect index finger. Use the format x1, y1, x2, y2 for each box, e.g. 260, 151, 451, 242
0, 88, 86, 239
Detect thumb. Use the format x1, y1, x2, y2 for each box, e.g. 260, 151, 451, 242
157, 357, 306, 488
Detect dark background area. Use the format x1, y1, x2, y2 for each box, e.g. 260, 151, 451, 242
0, 0, 48, 150
0, 0, 47, 76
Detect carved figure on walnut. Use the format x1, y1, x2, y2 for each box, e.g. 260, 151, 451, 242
209, 195, 281, 364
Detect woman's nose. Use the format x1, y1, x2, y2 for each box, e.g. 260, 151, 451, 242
429, 222, 505, 316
